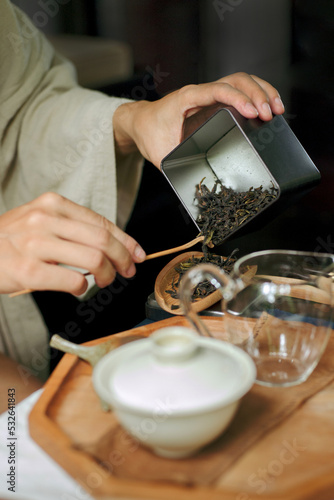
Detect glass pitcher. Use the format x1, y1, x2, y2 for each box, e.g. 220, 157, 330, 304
179, 250, 334, 387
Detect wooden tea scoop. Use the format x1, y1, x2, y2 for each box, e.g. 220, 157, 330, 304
154, 251, 223, 316
9, 237, 205, 298
145, 235, 204, 260
155, 253, 258, 316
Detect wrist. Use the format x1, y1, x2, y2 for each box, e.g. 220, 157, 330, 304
113, 101, 146, 157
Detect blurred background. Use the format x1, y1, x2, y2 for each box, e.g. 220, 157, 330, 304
12, 0, 334, 360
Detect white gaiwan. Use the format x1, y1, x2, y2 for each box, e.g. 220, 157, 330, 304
93, 326, 256, 459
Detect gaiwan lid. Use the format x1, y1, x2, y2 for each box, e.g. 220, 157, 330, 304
94, 326, 256, 416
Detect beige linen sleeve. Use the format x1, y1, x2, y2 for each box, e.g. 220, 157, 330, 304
0, 1, 143, 379
0, 2, 143, 227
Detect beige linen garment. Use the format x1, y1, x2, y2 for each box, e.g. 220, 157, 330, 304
0, 1, 143, 380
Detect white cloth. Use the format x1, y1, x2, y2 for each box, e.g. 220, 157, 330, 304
0, 390, 95, 500
0, 390, 142, 500
0, 1, 143, 380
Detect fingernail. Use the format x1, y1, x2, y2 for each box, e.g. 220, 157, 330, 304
262, 102, 272, 117
134, 244, 146, 261
245, 102, 259, 116
275, 96, 285, 111
125, 262, 136, 277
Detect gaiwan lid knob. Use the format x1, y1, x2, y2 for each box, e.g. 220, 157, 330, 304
151, 326, 199, 363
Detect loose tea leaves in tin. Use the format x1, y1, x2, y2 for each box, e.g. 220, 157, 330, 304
195, 178, 278, 247
164, 180, 277, 310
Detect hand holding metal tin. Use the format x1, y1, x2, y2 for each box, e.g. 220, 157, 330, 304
161, 107, 320, 248
118, 73, 284, 168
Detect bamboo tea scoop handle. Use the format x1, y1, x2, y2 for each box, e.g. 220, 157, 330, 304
145, 235, 204, 260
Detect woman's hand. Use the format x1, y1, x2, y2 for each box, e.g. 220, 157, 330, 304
0, 192, 146, 295
113, 72, 285, 168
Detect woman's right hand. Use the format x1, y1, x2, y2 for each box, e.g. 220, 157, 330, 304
113, 72, 285, 168
0, 192, 146, 296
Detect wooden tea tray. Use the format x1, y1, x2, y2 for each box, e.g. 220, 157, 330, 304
29, 316, 334, 500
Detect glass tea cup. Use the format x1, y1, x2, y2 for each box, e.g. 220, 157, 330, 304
179, 250, 334, 387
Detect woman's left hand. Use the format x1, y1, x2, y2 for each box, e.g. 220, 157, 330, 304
113, 72, 285, 168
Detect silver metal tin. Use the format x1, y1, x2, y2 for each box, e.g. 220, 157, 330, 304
161, 107, 320, 246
